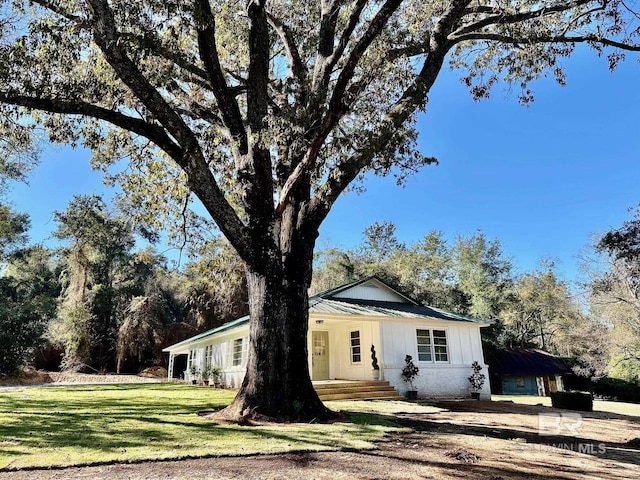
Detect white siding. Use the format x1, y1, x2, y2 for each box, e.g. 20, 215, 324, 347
380, 318, 490, 399
334, 280, 408, 303
308, 320, 382, 381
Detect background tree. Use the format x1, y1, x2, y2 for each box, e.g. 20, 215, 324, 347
501, 266, 581, 350
452, 232, 514, 320
0, 210, 59, 374
587, 208, 640, 378
1, 0, 639, 421
180, 238, 249, 329
0, 204, 29, 259
50, 195, 136, 371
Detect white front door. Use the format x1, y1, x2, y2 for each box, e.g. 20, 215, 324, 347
312, 331, 330, 380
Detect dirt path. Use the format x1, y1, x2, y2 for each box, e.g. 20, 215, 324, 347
1, 401, 638, 480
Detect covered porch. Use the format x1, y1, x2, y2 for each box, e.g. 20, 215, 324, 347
308, 316, 382, 382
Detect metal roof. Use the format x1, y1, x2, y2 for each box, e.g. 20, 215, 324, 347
163, 276, 487, 352
310, 297, 485, 323
487, 348, 569, 376
162, 315, 249, 352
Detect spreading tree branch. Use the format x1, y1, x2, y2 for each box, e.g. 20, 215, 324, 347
0, 91, 183, 159
304, 0, 473, 228
320, 0, 369, 92
450, 32, 640, 52
312, 0, 347, 92
85, 0, 253, 262
194, 0, 248, 153
276, 0, 404, 217
86, 0, 197, 147
452, 0, 594, 38
267, 12, 308, 101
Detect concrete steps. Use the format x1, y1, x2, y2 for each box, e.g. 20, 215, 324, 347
314, 380, 402, 401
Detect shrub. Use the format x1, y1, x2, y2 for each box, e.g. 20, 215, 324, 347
591, 377, 640, 404
550, 391, 593, 412
468, 361, 485, 392
401, 355, 419, 390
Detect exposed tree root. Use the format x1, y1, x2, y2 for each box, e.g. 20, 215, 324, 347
204, 403, 348, 425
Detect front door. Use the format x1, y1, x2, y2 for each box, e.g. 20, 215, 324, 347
312, 331, 330, 380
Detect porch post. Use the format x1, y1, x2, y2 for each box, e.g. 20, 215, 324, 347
167, 353, 175, 380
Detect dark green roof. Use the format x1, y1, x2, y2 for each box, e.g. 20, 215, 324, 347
310, 297, 485, 323
162, 315, 249, 351
487, 349, 569, 376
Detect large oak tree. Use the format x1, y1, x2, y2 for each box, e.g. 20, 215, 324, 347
1, 0, 639, 421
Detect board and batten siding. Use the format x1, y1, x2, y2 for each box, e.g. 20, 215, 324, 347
333, 280, 407, 303
182, 325, 250, 387
379, 318, 490, 399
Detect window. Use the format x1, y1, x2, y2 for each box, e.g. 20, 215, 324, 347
516, 376, 525, 388
433, 330, 448, 362
232, 338, 243, 366
415, 329, 449, 363
204, 345, 213, 368
350, 331, 361, 363
416, 329, 432, 362
188, 349, 197, 369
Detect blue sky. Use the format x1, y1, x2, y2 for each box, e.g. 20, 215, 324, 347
7, 46, 640, 287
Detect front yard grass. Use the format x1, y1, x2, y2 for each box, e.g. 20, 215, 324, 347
0, 383, 426, 470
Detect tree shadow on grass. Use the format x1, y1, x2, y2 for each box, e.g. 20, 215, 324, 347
0, 399, 401, 471
394, 414, 640, 466
430, 399, 640, 424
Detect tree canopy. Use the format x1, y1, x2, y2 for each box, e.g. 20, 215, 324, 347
1, 0, 639, 420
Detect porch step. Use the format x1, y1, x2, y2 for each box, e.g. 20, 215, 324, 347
314, 380, 402, 401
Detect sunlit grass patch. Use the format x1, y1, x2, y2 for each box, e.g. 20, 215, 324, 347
0, 383, 405, 470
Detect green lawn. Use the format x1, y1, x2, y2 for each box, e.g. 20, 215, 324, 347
0, 383, 429, 470
492, 394, 640, 416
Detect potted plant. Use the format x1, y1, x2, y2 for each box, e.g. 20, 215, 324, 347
371, 345, 380, 380
188, 365, 199, 385
401, 355, 419, 400
211, 366, 223, 387
201, 366, 211, 386
468, 361, 485, 400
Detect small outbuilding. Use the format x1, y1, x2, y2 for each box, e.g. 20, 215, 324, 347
487, 348, 569, 396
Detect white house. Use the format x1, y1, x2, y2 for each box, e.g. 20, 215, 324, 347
163, 276, 492, 399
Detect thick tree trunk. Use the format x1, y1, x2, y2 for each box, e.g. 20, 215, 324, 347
219, 269, 332, 422
218, 230, 334, 422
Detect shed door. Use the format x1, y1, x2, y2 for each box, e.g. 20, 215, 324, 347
312, 331, 330, 380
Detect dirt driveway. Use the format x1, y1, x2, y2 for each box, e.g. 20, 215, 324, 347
0, 400, 638, 479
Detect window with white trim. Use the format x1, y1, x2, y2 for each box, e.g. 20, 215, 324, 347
232, 338, 243, 366
433, 330, 448, 362
188, 349, 198, 369
416, 329, 432, 362
416, 329, 449, 363
204, 345, 213, 368
350, 331, 361, 363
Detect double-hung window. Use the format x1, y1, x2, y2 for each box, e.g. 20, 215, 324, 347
432, 330, 448, 362
350, 331, 361, 363
204, 345, 213, 368
416, 329, 432, 362
232, 338, 243, 366
188, 349, 198, 369
416, 329, 448, 363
